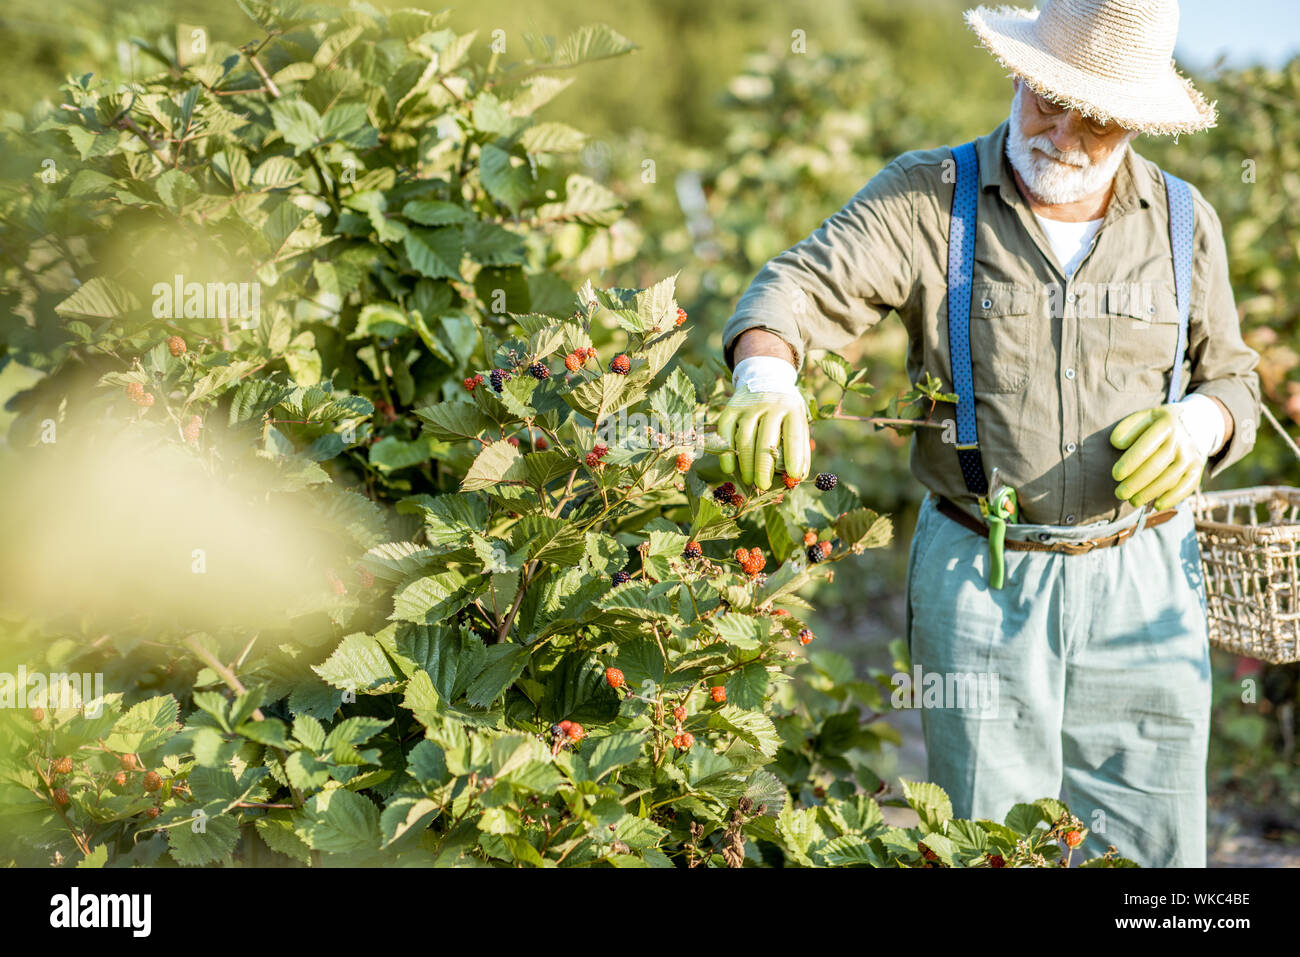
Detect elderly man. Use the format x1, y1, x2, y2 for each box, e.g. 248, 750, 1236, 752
719, 0, 1261, 867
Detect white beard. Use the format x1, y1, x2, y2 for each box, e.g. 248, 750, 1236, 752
1005, 85, 1133, 205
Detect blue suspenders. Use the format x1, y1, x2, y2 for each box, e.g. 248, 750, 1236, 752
945, 140, 1196, 496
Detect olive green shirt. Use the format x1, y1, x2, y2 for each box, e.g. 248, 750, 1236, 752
722, 119, 1261, 526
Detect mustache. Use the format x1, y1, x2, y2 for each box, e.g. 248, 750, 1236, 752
1026, 136, 1090, 168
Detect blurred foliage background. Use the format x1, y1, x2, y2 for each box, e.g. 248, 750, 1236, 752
2, 0, 1296, 862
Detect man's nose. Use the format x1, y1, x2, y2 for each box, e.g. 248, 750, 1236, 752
1048, 114, 1087, 154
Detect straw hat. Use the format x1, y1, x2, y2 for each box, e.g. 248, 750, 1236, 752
964, 0, 1217, 135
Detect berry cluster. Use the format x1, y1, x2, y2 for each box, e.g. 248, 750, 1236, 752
709, 685, 727, 703
489, 368, 510, 393
528, 361, 550, 380
609, 354, 631, 375
612, 570, 631, 586
674, 452, 692, 473
167, 335, 187, 357
814, 472, 838, 491
124, 381, 154, 407
671, 732, 695, 750
585, 443, 609, 468
182, 415, 202, 444
551, 720, 586, 751
675, 307, 687, 327
682, 541, 702, 559
712, 482, 736, 505
734, 547, 766, 577
806, 541, 833, 563
464, 373, 484, 391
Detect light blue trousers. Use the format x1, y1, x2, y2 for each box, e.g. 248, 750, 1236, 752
904, 490, 1211, 867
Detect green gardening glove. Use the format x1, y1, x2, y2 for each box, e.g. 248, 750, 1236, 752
717, 356, 811, 491
1109, 402, 1209, 510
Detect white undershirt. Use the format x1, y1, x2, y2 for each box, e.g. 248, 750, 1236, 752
1032, 213, 1103, 278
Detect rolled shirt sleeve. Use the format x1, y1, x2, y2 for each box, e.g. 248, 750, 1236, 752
721, 157, 917, 371
1184, 194, 1261, 480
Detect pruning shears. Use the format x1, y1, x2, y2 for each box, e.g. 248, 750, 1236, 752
977, 467, 1020, 590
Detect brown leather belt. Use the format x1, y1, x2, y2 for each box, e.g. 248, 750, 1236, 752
934, 495, 1178, 554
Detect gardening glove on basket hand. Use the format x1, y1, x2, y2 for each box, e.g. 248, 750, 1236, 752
717, 355, 811, 491
1109, 395, 1225, 510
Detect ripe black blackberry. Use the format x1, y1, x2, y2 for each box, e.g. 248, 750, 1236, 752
806, 545, 824, 564
712, 481, 736, 504
528, 361, 550, 380
683, 541, 702, 559
612, 570, 631, 586
814, 472, 838, 491
489, 368, 509, 392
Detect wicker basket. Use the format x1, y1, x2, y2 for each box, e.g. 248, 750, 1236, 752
1190, 407, 1300, 663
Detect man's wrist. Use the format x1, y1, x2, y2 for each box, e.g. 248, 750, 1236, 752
1177, 393, 1227, 458
733, 355, 799, 393
732, 328, 797, 367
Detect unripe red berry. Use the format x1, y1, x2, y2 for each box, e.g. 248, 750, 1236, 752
675, 307, 687, 327
125, 382, 144, 402
710, 686, 726, 703
113, 771, 128, 788
52, 787, 69, 806
120, 754, 138, 771
988, 853, 1006, 868
167, 335, 187, 356
729, 492, 745, 507
29, 706, 44, 723
144, 805, 161, 819
605, 667, 625, 689
818, 541, 832, 558
676, 732, 694, 749
183, 415, 202, 443
675, 452, 692, 472
535, 437, 548, 450
683, 541, 702, 559
566, 722, 585, 742
672, 706, 687, 723
609, 354, 631, 375
1064, 830, 1084, 848
507, 437, 520, 447
734, 547, 750, 564
358, 567, 375, 590
140, 392, 155, 407
142, 771, 162, 792
803, 530, 818, 546
52, 756, 73, 776
564, 352, 582, 372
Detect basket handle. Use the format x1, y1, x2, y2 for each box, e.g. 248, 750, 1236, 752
1261, 403, 1300, 464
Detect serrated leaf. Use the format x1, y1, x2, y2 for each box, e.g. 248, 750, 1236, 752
54, 277, 140, 319
461, 440, 523, 492
312, 633, 402, 694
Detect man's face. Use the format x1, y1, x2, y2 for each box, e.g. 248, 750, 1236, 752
1006, 78, 1137, 206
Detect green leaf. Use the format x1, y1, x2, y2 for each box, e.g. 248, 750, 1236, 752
550, 24, 637, 67
352, 302, 410, 339
511, 515, 587, 565
55, 277, 139, 319
168, 811, 240, 866
415, 402, 494, 442
405, 227, 463, 280
104, 695, 178, 754
902, 779, 953, 833
480, 144, 533, 212
834, 508, 894, 551
461, 440, 523, 492
403, 199, 472, 225
535, 173, 622, 226
465, 644, 528, 708
584, 731, 646, 781
312, 633, 402, 694
269, 97, 322, 154
708, 705, 781, 757
391, 570, 479, 625
300, 788, 381, 854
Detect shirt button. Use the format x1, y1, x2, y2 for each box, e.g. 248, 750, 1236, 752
1065, 514, 1076, 524
1065, 442, 1077, 454
1064, 368, 1076, 379
1066, 292, 1077, 303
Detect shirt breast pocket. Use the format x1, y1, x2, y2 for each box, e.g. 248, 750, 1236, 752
969, 281, 1035, 394
1103, 282, 1181, 394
